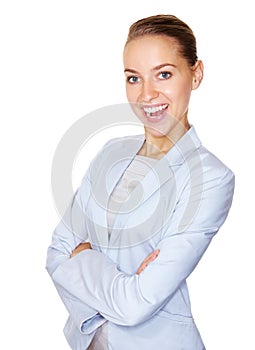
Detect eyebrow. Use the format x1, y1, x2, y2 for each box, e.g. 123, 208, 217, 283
124, 63, 176, 74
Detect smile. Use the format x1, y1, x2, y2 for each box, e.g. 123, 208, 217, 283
141, 103, 168, 122
143, 103, 168, 115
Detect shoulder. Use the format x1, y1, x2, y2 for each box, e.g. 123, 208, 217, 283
198, 144, 235, 186
102, 134, 144, 148
84, 133, 144, 176
176, 142, 235, 233
92, 134, 144, 161
178, 127, 235, 201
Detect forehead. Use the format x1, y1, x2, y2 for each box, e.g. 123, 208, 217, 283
123, 35, 184, 68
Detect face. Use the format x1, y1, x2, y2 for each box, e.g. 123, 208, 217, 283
123, 35, 203, 138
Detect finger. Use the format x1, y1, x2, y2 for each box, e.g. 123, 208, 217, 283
136, 251, 159, 274
78, 242, 92, 250
70, 242, 92, 258
144, 249, 160, 263
142, 254, 154, 265
136, 264, 146, 275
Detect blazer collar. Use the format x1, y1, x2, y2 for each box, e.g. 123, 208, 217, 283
108, 126, 202, 240
163, 125, 202, 166
91, 126, 202, 248
121, 125, 202, 166
105, 125, 202, 203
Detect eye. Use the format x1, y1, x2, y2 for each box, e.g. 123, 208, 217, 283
126, 76, 140, 84
158, 71, 172, 80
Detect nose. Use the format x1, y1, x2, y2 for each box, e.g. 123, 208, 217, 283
140, 80, 159, 102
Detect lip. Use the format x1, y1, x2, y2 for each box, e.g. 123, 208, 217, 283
141, 103, 169, 123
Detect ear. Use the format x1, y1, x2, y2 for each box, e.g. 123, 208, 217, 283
192, 60, 204, 90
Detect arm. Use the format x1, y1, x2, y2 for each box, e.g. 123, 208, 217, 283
52, 167, 235, 327
46, 169, 107, 334
46, 137, 115, 275
70, 242, 159, 273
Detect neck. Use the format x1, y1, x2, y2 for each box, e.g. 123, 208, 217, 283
140, 120, 190, 159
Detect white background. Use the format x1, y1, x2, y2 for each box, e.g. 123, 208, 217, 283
0, 0, 254, 349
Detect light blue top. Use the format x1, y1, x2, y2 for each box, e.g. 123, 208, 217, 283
46, 126, 235, 350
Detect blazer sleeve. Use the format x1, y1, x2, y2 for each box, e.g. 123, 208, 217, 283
51, 164, 235, 328
46, 165, 107, 334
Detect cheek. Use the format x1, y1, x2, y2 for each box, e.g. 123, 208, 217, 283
180, 84, 192, 107
126, 85, 139, 103
169, 82, 192, 108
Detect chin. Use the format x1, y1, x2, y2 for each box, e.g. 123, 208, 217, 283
144, 125, 169, 138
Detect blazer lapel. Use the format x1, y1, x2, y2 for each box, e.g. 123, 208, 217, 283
109, 126, 202, 246
89, 134, 145, 249
90, 126, 202, 249
105, 135, 145, 195
108, 155, 175, 246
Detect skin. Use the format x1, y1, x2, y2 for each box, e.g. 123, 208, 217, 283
71, 34, 204, 273
124, 35, 203, 158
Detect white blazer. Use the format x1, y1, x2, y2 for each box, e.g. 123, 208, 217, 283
46, 126, 235, 350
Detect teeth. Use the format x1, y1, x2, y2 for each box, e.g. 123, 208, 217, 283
143, 104, 168, 114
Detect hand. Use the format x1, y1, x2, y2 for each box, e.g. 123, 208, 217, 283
136, 249, 160, 275
70, 242, 92, 258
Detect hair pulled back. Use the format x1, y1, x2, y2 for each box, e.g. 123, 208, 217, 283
126, 14, 198, 66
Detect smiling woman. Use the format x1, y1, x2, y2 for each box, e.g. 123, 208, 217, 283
46, 14, 235, 350
124, 34, 203, 154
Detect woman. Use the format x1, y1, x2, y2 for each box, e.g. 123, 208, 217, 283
46, 14, 235, 349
